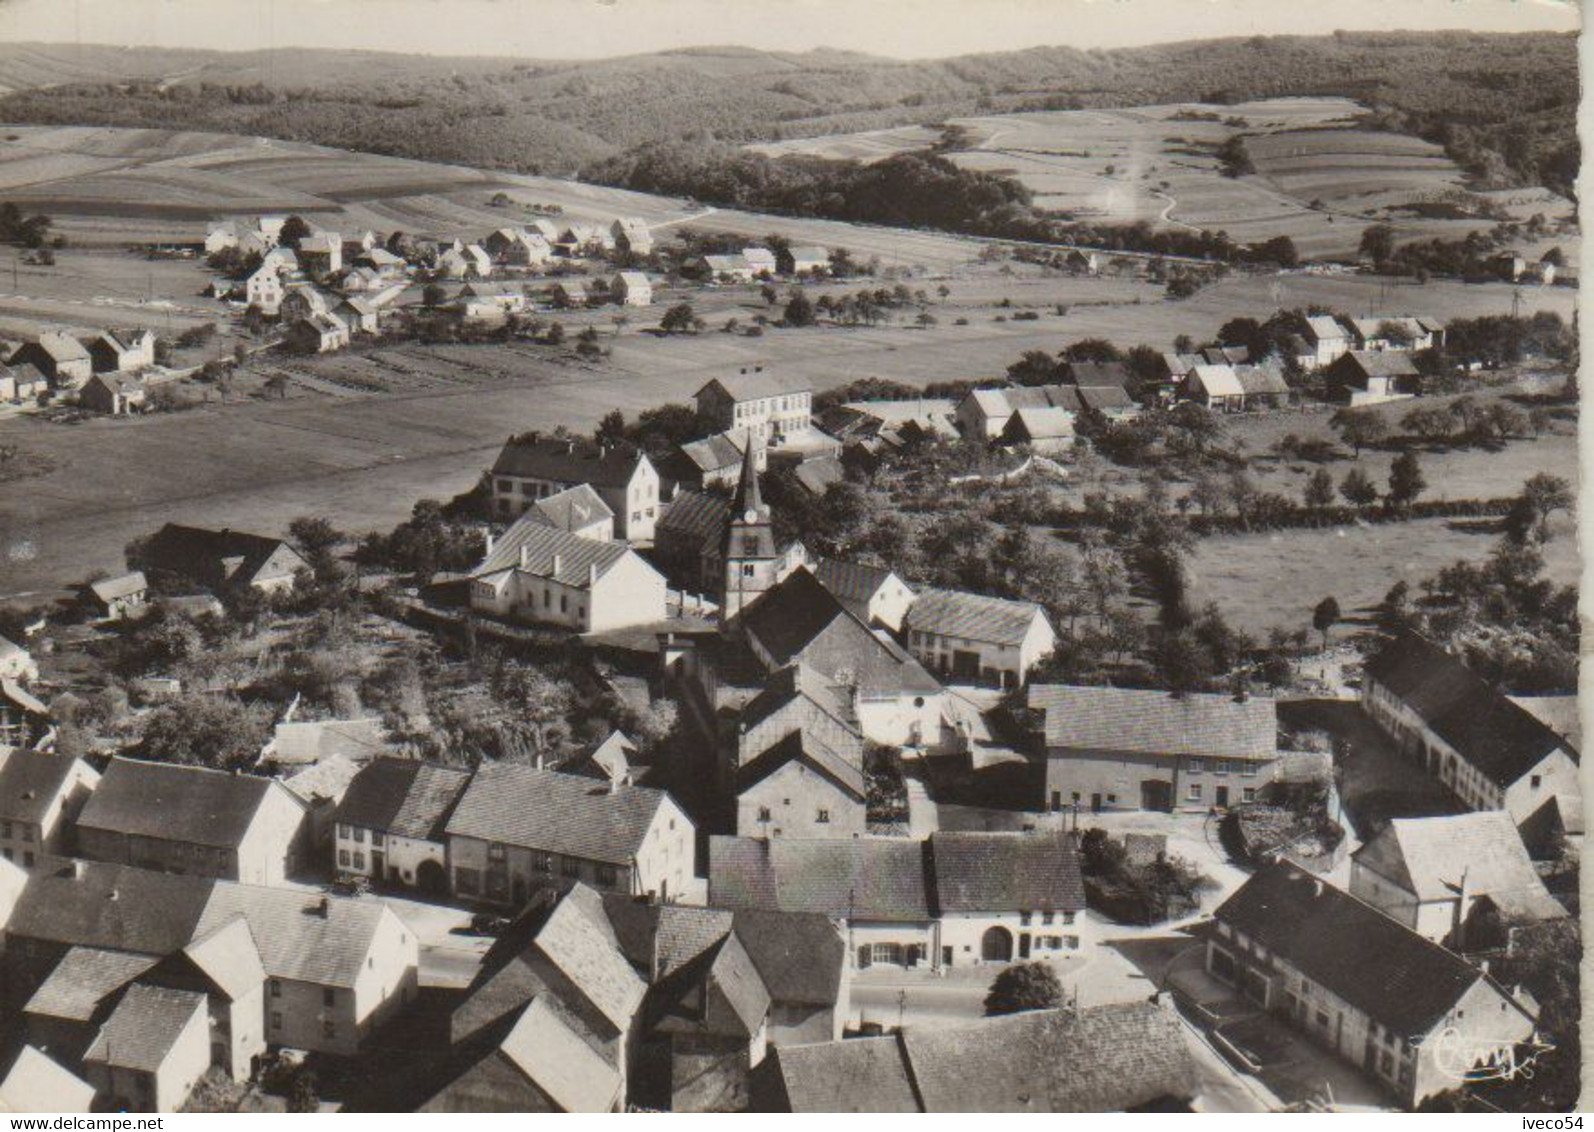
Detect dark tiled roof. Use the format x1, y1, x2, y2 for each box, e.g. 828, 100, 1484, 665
490, 435, 646, 491
1213, 860, 1527, 1038
496, 996, 622, 1112
729, 907, 845, 1008
24, 946, 158, 1022
78, 758, 291, 849
771, 1037, 920, 1113
812, 558, 903, 615
1337, 350, 1420, 380
445, 764, 670, 865
143, 523, 305, 588
84, 984, 206, 1073
1006, 384, 1084, 413
906, 587, 1048, 647
7, 860, 213, 955
793, 455, 845, 496
737, 731, 866, 801
677, 431, 748, 473
901, 1002, 1194, 1112
1028, 685, 1277, 761
697, 371, 802, 402
738, 664, 861, 741
195, 883, 402, 989
1064, 361, 1131, 389
927, 832, 1084, 914
335, 757, 472, 841
1077, 385, 1137, 411
656, 490, 731, 544
708, 836, 931, 922
0, 749, 86, 826
1364, 630, 1574, 786
1235, 365, 1292, 396
88, 572, 146, 603
474, 515, 633, 586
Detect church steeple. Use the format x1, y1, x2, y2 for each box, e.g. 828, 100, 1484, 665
732, 428, 766, 518
720, 431, 777, 621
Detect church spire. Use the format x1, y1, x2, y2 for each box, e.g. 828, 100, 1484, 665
732, 428, 764, 519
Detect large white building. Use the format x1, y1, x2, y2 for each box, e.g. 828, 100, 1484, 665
470, 515, 668, 633
488, 434, 661, 543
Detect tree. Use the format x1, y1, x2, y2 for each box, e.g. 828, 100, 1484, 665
595, 409, 626, 445
1329, 407, 1387, 457
1358, 223, 1396, 265
1006, 349, 1061, 386
278, 215, 313, 248
660, 302, 699, 334
1298, 467, 1334, 511
1339, 466, 1378, 508
421, 282, 447, 309
1517, 473, 1573, 543
1063, 338, 1122, 363
544, 321, 566, 346
1312, 596, 1341, 648
139, 695, 271, 770
1387, 449, 1426, 509
783, 289, 816, 327
983, 961, 1063, 1017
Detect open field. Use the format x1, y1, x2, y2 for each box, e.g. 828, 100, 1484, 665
746, 98, 1577, 260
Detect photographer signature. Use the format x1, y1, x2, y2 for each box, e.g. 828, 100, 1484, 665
1428, 1028, 1555, 1083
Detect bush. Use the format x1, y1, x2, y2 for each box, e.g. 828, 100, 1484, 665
984, 962, 1063, 1016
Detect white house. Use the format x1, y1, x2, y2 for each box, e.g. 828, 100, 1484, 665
244, 265, 285, 316
811, 558, 915, 632
469, 516, 667, 633
611, 271, 653, 307
904, 588, 1057, 688
487, 434, 661, 542
334, 758, 472, 894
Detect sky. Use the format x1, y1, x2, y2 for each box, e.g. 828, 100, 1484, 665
0, 0, 1579, 60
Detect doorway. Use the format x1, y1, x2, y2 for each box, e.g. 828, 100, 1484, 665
981, 926, 1014, 962
1216, 786, 1230, 809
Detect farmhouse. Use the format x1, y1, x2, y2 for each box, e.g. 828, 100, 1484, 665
954, 384, 1081, 440
458, 281, 527, 320
1361, 630, 1580, 826
698, 254, 756, 283
483, 227, 553, 267
1076, 384, 1140, 418
741, 248, 778, 276
709, 831, 1088, 970
999, 405, 1074, 453
610, 217, 653, 255
1028, 683, 1279, 814
9, 334, 92, 390
555, 223, 611, 254
905, 588, 1057, 689
811, 558, 915, 632
488, 434, 661, 541
438, 245, 493, 279
243, 264, 285, 315
611, 270, 653, 306
445, 764, 695, 903
1304, 315, 1352, 367
0, 748, 100, 870
297, 231, 343, 276
1182, 364, 1246, 412
653, 490, 733, 592
694, 369, 813, 449
1348, 811, 1565, 948
1348, 316, 1441, 352
1326, 350, 1419, 405
85, 571, 148, 621
333, 295, 380, 333
550, 279, 592, 308
87, 329, 156, 375
780, 246, 829, 275
525, 483, 615, 540
469, 516, 667, 632
1234, 363, 1293, 410
76, 757, 311, 886
736, 730, 867, 842
81, 983, 210, 1113
334, 758, 472, 894
287, 312, 350, 353
1207, 860, 1537, 1108
666, 429, 765, 491
760, 1001, 1194, 1113
78, 373, 148, 416
138, 523, 309, 594
1, 360, 47, 403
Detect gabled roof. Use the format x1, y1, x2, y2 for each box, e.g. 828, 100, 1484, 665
1214, 860, 1533, 1037
787, 245, 829, 262
612, 270, 650, 289
792, 454, 844, 496
907, 587, 1049, 648
1364, 630, 1574, 786
194, 882, 402, 989
336, 757, 472, 841
928, 832, 1084, 914
7, 860, 214, 955
282, 752, 363, 806
89, 571, 146, 603
142, 523, 305, 587
445, 763, 671, 866
0, 1047, 96, 1114
1027, 684, 1278, 761
1305, 315, 1347, 341
528, 885, 647, 1031
1077, 384, 1136, 411
1335, 349, 1420, 379
497, 996, 622, 1113
179, 915, 266, 1000
78, 758, 297, 849
677, 430, 748, 473
529, 484, 615, 533
490, 434, 647, 490
738, 663, 861, 741
1352, 812, 1566, 924
697, 369, 800, 403
728, 907, 846, 1008
29, 333, 90, 364
25, 946, 158, 1022
709, 836, 931, 921
1187, 363, 1244, 397
1064, 361, 1131, 389
1006, 405, 1075, 441
1234, 365, 1291, 396
656, 489, 731, 543
812, 557, 906, 616
473, 515, 634, 588
1006, 383, 1084, 413
267, 716, 389, 766
772, 1036, 920, 1112
84, 984, 206, 1073
738, 730, 866, 801
0, 748, 91, 826
85, 373, 147, 396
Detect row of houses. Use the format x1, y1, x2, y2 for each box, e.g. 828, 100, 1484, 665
693, 245, 830, 282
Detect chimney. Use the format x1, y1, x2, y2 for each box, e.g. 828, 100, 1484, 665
1453, 867, 1472, 951
552, 553, 563, 578
520, 544, 530, 569
107, 888, 119, 902
69, 859, 85, 880
589, 562, 599, 586
484, 530, 495, 556
314, 897, 330, 918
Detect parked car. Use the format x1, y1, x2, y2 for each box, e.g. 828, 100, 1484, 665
331, 875, 371, 897
470, 913, 511, 936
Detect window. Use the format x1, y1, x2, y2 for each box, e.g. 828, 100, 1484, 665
1531, 775, 1542, 789
488, 842, 506, 861
322, 987, 336, 1007
871, 942, 904, 966
1064, 935, 1080, 950
1188, 783, 1203, 802
597, 864, 618, 888
534, 852, 553, 873
1188, 758, 1204, 774
322, 1020, 336, 1040
271, 1012, 283, 1031
351, 827, 365, 844
816, 809, 830, 824
1019, 910, 1033, 926
22, 851, 32, 867
0, 821, 10, 839
1242, 787, 1257, 803
560, 595, 568, 613
1213, 760, 1229, 775
757, 807, 771, 822
455, 868, 480, 896
1041, 911, 1054, 925
561, 858, 581, 879
1062, 910, 1076, 926
2, 849, 11, 862
1240, 762, 1258, 777
337, 849, 350, 867
370, 832, 384, 848
1106, 794, 1117, 804
270, 980, 282, 999
352, 851, 365, 870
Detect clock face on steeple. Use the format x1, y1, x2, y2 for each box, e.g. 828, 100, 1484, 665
744, 509, 758, 523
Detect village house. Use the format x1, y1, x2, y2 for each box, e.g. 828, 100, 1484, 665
653, 489, 733, 593
87, 328, 156, 375
905, 588, 1057, 688
281, 754, 364, 863
205, 221, 243, 255
146, 916, 268, 1082
84, 571, 148, 621
444, 763, 696, 904
780, 246, 829, 276
0, 1046, 96, 1113
278, 283, 330, 324
5, 859, 419, 1059
243, 263, 286, 315
0, 749, 99, 870
734, 687, 868, 841
811, 558, 915, 632
611, 270, 653, 307
438, 244, 493, 279
694, 369, 814, 450
457, 280, 527, 321
759, 1000, 1194, 1113
555, 223, 612, 255
954, 384, 1082, 440
296, 231, 343, 276
8, 333, 92, 390
550, 279, 592, 308
1183, 363, 1247, 412
1348, 811, 1566, 948
483, 227, 554, 267
77, 372, 148, 416
709, 831, 1088, 970
0, 679, 49, 749
333, 758, 472, 894
339, 265, 384, 292
1326, 350, 1420, 405
698, 254, 756, 283
358, 246, 407, 274
999, 405, 1075, 453
1304, 315, 1352, 367
0, 636, 36, 684
1, 360, 48, 404
610, 217, 653, 256
1361, 630, 1580, 827
1234, 363, 1294, 410
75, 757, 311, 886
1028, 683, 1279, 814
1077, 383, 1140, 418
524, 483, 616, 541
1207, 860, 1538, 1107
333, 295, 380, 334
81, 983, 210, 1112
287, 311, 351, 353
468, 516, 667, 632
1348, 316, 1442, 352
488, 433, 661, 541
741, 247, 778, 277
663, 429, 765, 492
138, 523, 310, 594
260, 715, 390, 771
